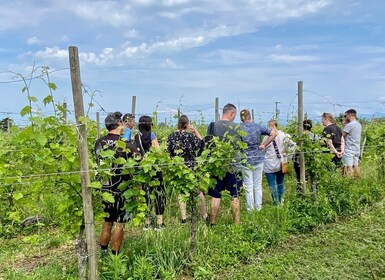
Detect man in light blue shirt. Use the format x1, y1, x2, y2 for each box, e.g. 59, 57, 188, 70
342, 109, 362, 177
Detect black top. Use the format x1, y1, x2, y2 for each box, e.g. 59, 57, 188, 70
322, 124, 343, 151
167, 131, 202, 168
95, 133, 137, 189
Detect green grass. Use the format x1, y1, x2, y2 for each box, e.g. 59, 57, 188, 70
218, 200, 385, 280
0, 162, 384, 279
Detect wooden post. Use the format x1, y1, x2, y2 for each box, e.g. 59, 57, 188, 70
251, 109, 255, 122
63, 102, 67, 123
131, 96, 136, 116
298, 81, 306, 194
215, 97, 219, 121
69, 46, 99, 280
96, 112, 100, 139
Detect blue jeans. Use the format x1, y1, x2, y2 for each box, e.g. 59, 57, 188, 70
265, 171, 285, 205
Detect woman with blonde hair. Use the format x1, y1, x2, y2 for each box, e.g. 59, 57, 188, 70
322, 112, 345, 166
263, 120, 295, 205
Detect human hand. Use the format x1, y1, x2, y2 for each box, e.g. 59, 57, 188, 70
187, 125, 196, 132
258, 144, 265, 150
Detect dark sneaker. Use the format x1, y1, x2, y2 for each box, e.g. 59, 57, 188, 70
181, 219, 187, 224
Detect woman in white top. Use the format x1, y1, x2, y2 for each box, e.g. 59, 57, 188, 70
263, 120, 295, 205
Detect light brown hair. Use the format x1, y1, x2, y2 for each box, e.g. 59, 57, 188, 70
240, 109, 251, 122
322, 112, 335, 123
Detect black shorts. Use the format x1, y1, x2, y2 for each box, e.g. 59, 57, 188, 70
208, 172, 242, 198
102, 188, 127, 223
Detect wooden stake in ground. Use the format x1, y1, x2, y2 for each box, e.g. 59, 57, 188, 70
298, 81, 306, 194
215, 97, 219, 121
69, 46, 99, 280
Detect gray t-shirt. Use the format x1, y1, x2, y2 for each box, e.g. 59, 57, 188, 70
207, 120, 239, 140
344, 120, 362, 155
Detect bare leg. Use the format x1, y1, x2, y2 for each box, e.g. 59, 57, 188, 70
110, 223, 124, 253
354, 165, 361, 178
100, 221, 113, 248
157, 215, 163, 226
198, 192, 207, 220
348, 166, 354, 177
179, 200, 187, 221
210, 198, 221, 225
232, 197, 240, 224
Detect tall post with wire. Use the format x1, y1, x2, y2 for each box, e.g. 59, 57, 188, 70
275, 101, 280, 120
69, 46, 99, 280
215, 97, 219, 121
298, 81, 306, 194
131, 96, 136, 117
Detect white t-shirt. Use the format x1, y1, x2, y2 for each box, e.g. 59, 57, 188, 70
263, 130, 295, 173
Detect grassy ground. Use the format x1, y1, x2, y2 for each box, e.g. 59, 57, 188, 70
218, 200, 385, 280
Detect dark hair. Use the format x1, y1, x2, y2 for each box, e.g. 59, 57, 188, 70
135, 115, 153, 154
222, 103, 236, 115
123, 113, 135, 123
105, 111, 122, 131
345, 109, 357, 117
178, 115, 189, 130
138, 115, 152, 133
303, 119, 313, 131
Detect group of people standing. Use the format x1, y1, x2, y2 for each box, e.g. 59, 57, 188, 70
94, 105, 362, 255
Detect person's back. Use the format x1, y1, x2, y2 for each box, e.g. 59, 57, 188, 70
167, 130, 201, 167
344, 119, 362, 154
206, 103, 242, 226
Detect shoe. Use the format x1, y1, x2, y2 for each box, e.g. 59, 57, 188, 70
154, 223, 166, 231
181, 219, 187, 224
143, 224, 152, 231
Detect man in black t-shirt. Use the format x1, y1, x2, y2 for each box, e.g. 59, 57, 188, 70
321, 112, 345, 166
95, 111, 138, 255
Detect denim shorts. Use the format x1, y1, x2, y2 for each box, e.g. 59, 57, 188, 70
208, 172, 242, 198
342, 152, 360, 167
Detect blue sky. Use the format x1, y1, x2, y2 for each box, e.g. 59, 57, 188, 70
1, 0, 385, 125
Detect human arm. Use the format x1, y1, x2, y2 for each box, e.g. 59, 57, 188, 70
151, 132, 160, 148
259, 129, 277, 150
187, 124, 203, 140
336, 136, 345, 158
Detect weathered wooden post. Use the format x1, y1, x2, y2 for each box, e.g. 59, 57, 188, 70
69, 46, 99, 280
298, 81, 306, 194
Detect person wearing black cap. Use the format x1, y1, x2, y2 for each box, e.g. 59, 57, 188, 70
94, 111, 138, 255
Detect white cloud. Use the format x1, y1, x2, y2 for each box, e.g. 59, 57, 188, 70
353, 45, 385, 54
160, 58, 182, 69
269, 54, 318, 63
26, 36, 43, 45
121, 35, 205, 57
35, 47, 68, 59
70, 2, 134, 27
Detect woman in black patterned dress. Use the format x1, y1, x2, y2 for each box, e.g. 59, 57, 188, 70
167, 115, 208, 223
